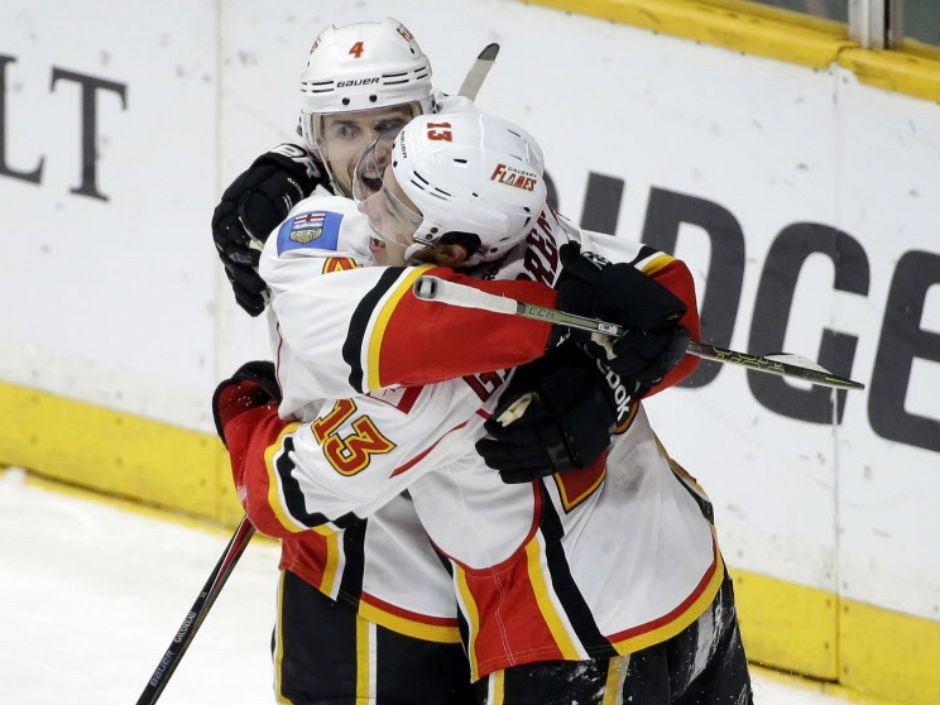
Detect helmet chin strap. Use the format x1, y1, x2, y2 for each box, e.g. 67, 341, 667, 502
326, 169, 352, 198
317, 149, 353, 198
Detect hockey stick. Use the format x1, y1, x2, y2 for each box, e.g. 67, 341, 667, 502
457, 43, 499, 100
412, 275, 865, 391
135, 516, 256, 705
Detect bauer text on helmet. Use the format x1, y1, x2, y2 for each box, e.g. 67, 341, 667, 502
354, 111, 547, 267
299, 19, 435, 197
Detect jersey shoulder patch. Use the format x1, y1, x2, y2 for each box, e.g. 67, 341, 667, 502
277, 210, 343, 255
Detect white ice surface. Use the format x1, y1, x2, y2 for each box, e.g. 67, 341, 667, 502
0, 467, 861, 705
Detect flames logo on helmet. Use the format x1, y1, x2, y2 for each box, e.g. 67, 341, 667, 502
390, 112, 548, 266
490, 163, 539, 192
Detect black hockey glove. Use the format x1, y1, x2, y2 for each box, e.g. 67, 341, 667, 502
555, 241, 687, 332
554, 242, 691, 392
212, 360, 282, 448
211, 144, 324, 316
476, 343, 633, 483
585, 322, 692, 395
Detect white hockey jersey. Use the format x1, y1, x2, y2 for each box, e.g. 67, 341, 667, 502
261, 192, 463, 642
226, 192, 720, 678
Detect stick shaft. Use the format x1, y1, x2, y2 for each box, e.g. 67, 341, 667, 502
412, 278, 622, 336
516, 301, 624, 336
458, 43, 499, 100
413, 275, 864, 391
135, 516, 256, 705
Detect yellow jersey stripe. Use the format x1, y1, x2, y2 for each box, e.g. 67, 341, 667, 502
273, 572, 295, 704
640, 253, 675, 277
264, 421, 306, 533
366, 265, 434, 390
524, 537, 582, 660
455, 565, 482, 681
491, 669, 505, 705
357, 600, 461, 644
602, 655, 628, 705
317, 529, 340, 596
355, 617, 373, 704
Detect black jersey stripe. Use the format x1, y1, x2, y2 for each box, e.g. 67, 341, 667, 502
343, 267, 405, 392
628, 245, 659, 267
539, 483, 618, 659
332, 511, 366, 529
275, 437, 331, 529
669, 462, 715, 524
337, 519, 367, 610
273, 436, 366, 530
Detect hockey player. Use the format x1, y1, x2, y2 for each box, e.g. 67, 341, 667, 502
212, 18, 439, 315
213, 111, 752, 703
211, 20, 479, 705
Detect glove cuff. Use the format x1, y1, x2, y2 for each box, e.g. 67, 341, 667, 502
232, 360, 280, 397
211, 361, 282, 445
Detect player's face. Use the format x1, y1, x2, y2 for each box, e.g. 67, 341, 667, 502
358, 165, 421, 267
318, 106, 416, 196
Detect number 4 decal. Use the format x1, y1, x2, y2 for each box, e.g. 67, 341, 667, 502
349, 41, 364, 58
312, 399, 395, 475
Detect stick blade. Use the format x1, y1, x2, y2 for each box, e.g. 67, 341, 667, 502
764, 353, 830, 373
764, 353, 865, 390
476, 43, 500, 61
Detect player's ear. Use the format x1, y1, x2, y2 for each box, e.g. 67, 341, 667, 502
434, 232, 480, 267
435, 244, 469, 266
411, 241, 471, 267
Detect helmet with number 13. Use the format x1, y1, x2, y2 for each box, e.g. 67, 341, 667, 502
355, 111, 547, 268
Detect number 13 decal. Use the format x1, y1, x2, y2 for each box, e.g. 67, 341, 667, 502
312, 399, 396, 475
426, 121, 453, 141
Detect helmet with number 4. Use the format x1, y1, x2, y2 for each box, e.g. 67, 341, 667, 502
355, 111, 547, 267
299, 18, 435, 195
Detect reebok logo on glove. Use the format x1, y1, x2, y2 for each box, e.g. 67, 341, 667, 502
592, 353, 635, 424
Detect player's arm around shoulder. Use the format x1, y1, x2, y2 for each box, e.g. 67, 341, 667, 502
229, 379, 487, 537
262, 202, 563, 396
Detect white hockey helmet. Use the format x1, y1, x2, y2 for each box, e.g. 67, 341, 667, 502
354, 111, 547, 266
299, 19, 434, 190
